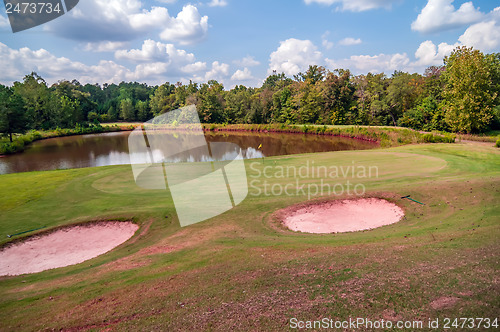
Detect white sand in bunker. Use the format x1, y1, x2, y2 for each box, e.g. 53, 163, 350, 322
0, 222, 138, 276
282, 198, 404, 234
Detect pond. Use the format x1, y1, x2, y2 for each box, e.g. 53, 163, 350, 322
0, 131, 378, 175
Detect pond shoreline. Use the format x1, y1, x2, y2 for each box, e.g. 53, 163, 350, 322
204, 126, 379, 143
2, 122, 456, 158
0, 127, 379, 175
0, 126, 123, 156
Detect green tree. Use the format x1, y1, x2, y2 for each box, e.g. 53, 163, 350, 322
197, 80, 225, 123
150, 83, 176, 116
386, 71, 423, 126
442, 47, 495, 133
364, 73, 390, 126
0, 85, 27, 142
294, 81, 322, 124
107, 106, 118, 121
13, 72, 52, 129
294, 65, 326, 84
224, 85, 251, 123
120, 98, 135, 121
321, 70, 355, 124
58, 95, 81, 128
136, 100, 150, 121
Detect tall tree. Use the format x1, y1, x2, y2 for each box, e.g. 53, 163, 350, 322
321, 69, 355, 124
150, 83, 176, 116
443, 46, 495, 133
120, 98, 135, 121
0, 85, 27, 142
136, 100, 150, 121
13, 72, 52, 129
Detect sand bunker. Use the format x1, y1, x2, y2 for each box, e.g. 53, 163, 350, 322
0, 222, 138, 276
282, 198, 404, 234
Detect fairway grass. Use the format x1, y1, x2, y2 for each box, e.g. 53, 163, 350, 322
0, 142, 499, 330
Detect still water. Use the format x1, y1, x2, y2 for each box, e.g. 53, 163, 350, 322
0, 131, 377, 174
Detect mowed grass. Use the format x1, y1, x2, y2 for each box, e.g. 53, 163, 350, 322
0, 142, 499, 331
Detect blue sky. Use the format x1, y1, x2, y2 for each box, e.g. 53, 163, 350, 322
0, 0, 499, 87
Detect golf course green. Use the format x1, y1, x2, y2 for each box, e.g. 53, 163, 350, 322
0, 139, 498, 330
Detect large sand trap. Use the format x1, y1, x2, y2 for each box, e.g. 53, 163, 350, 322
281, 198, 404, 234
0, 222, 138, 276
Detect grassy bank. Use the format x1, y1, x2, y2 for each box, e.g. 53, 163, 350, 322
205, 123, 456, 147
0, 141, 498, 330
456, 130, 500, 143
0, 125, 122, 155
100, 122, 456, 147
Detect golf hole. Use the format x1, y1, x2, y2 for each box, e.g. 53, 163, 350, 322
279, 198, 404, 234
0, 222, 138, 276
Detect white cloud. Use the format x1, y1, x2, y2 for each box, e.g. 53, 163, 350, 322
115, 40, 195, 64
231, 68, 253, 81
234, 56, 260, 67
414, 40, 458, 66
326, 53, 411, 74
0, 42, 111, 84
84, 41, 129, 52
181, 62, 207, 73
322, 31, 334, 50
304, 0, 398, 12
208, 0, 228, 7
411, 0, 483, 33
339, 37, 362, 46
128, 6, 170, 30
159, 5, 209, 45
459, 19, 500, 52
414, 8, 500, 67
269, 38, 323, 76
204, 61, 230, 81
0, 42, 222, 86
46, 1, 209, 46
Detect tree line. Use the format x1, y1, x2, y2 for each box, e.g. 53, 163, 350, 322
1, 46, 499, 141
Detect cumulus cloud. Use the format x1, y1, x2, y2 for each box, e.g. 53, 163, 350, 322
414, 8, 500, 66
269, 38, 323, 76
159, 5, 209, 45
46, 1, 209, 45
459, 18, 500, 52
339, 37, 362, 46
304, 0, 398, 12
115, 40, 195, 64
208, 0, 228, 7
84, 41, 129, 53
231, 68, 253, 81
414, 40, 458, 66
411, 0, 483, 33
204, 61, 230, 81
234, 56, 260, 67
0, 42, 115, 84
181, 62, 207, 73
0, 42, 218, 86
326, 53, 411, 74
